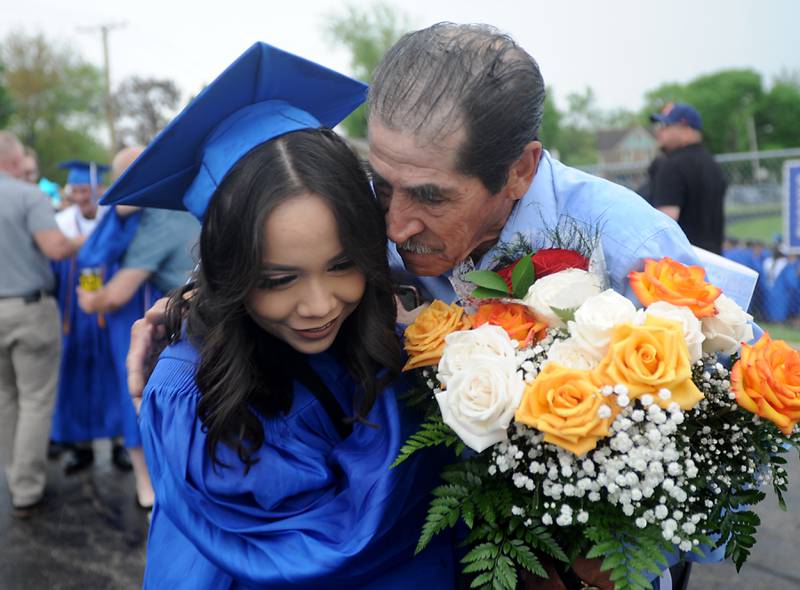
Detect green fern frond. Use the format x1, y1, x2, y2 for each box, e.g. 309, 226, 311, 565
391, 415, 459, 467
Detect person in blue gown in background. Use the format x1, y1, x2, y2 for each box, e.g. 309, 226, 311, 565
100, 43, 456, 589
51, 160, 133, 474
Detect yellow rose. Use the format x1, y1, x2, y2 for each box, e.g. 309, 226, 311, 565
731, 334, 800, 435
403, 300, 471, 371
515, 364, 617, 456
594, 315, 704, 410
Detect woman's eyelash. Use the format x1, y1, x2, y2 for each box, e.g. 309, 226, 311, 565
258, 275, 295, 289
330, 259, 355, 271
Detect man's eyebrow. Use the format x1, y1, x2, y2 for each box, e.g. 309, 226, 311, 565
407, 183, 453, 203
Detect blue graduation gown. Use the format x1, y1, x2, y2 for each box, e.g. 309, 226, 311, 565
140, 340, 456, 589
50, 256, 123, 442
77, 208, 161, 448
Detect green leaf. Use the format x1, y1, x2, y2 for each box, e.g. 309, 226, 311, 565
550, 306, 576, 323
511, 255, 535, 299
494, 555, 517, 590
465, 270, 510, 294
470, 572, 493, 588
472, 286, 511, 300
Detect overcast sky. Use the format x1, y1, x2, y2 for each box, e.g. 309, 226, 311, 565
1, 0, 797, 113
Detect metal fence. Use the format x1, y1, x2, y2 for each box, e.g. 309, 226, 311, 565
581, 148, 800, 329
580, 147, 800, 209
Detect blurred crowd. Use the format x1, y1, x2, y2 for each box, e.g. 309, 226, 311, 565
0, 132, 199, 518
723, 237, 799, 323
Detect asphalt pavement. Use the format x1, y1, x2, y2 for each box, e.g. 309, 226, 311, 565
1, 441, 798, 589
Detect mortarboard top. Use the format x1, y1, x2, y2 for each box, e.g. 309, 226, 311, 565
58, 160, 110, 186
100, 42, 368, 220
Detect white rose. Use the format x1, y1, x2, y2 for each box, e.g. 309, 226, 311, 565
701, 294, 754, 355
437, 324, 518, 388
522, 269, 602, 328
568, 289, 638, 361
645, 301, 706, 363
544, 338, 599, 370
435, 357, 524, 453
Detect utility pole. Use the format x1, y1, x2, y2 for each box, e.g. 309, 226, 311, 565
78, 22, 126, 153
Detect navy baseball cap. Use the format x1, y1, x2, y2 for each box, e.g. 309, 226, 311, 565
100, 42, 367, 220
649, 102, 703, 131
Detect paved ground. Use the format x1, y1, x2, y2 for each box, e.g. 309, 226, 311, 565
1, 441, 798, 589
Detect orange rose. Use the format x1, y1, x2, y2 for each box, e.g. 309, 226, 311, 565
515, 364, 618, 456
629, 258, 721, 318
731, 334, 800, 435
593, 315, 704, 410
403, 300, 471, 371
471, 302, 547, 346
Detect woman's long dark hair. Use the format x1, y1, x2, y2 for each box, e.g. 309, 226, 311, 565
165, 128, 402, 471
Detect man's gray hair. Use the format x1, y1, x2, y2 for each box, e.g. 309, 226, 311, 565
0, 131, 23, 165
368, 23, 546, 194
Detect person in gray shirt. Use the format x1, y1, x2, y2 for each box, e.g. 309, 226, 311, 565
0, 130, 84, 518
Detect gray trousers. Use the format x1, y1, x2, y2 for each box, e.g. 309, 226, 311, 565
0, 296, 60, 507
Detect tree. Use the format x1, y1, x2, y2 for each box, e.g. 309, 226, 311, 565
538, 89, 561, 152
0, 61, 13, 128
324, 2, 414, 138
641, 70, 766, 154
755, 82, 800, 150
548, 88, 600, 166
1, 31, 106, 180
113, 76, 181, 147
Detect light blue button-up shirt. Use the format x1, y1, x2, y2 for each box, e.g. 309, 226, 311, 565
389, 150, 699, 305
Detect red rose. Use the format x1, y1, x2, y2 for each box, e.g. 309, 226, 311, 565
496, 249, 589, 291
531, 248, 589, 278
496, 263, 517, 291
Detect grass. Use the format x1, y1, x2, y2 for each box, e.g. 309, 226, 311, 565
757, 322, 800, 346
725, 214, 782, 243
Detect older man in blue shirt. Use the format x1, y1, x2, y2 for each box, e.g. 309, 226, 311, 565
367, 22, 711, 590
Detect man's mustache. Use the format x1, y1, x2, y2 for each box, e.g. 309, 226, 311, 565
398, 239, 438, 255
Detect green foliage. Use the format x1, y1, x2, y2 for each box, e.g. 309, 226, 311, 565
391, 413, 463, 468
31, 124, 108, 183
466, 270, 510, 294
640, 68, 800, 154
511, 255, 535, 299
718, 509, 761, 571
323, 2, 414, 137
1, 31, 107, 173
583, 524, 671, 590
755, 82, 800, 150
550, 307, 576, 323
396, 379, 436, 408
412, 459, 567, 590
0, 61, 13, 128
538, 89, 561, 148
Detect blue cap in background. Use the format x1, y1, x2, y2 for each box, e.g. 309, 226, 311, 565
100, 42, 368, 220
58, 160, 110, 186
649, 102, 703, 131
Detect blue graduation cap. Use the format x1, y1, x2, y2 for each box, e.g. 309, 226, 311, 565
58, 160, 110, 186
100, 42, 367, 220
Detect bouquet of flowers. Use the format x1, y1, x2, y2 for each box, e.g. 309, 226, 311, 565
395, 237, 800, 590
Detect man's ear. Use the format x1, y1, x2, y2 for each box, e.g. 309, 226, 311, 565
503, 141, 542, 201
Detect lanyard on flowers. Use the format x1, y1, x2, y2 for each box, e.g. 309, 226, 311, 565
289, 356, 353, 441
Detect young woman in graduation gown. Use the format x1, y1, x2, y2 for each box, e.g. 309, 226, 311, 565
100, 43, 457, 589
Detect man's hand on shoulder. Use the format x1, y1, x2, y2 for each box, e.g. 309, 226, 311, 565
127, 297, 170, 411
395, 296, 429, 325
